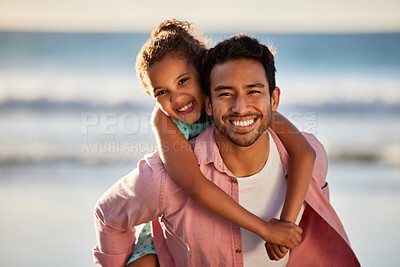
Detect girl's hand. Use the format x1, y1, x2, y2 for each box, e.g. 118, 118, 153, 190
265, 243, 289, 261
261, 218, 302, 249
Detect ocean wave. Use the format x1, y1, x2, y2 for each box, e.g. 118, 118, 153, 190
0, 98, 153, 112
0, 141, 398, 167
0, 71, 153, 108
0, 97, 398, 115
0, 153, 142, 165
280, 101, 400, 114
0, 142, 157, 165
328, 143, 400, 166
277, 74, 400, 106
0, 70, 399, 109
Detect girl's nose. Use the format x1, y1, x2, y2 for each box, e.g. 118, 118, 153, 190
170, 92, 185, 103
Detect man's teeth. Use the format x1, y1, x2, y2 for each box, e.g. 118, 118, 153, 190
231, 119, 254, 127
178, 101, 193, 112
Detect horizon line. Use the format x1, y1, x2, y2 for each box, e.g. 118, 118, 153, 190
1, 29, 400, 35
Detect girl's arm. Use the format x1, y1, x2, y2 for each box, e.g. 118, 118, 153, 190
271, 111, 316, 223
151, 107, 302, 248
266, 111, 315, 261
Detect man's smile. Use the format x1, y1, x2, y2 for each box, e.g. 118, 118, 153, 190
222, 113, 262, 132
230, 118, 255, 127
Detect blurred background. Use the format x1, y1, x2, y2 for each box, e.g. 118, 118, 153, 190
0, 0, 399, 266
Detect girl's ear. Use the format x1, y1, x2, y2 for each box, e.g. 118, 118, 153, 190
271, 87, 280, 111
205, 95, 213, 116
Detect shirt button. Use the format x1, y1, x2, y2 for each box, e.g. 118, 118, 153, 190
235, 248, 242, 253
231, 178, 237, 184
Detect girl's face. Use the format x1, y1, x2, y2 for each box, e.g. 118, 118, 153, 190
147, 55, 205, 124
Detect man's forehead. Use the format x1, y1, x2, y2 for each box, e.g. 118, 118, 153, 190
210, 58, 268, 87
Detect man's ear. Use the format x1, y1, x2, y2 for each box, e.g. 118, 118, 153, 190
205, 95, 213, 116
271, 87, 280, 111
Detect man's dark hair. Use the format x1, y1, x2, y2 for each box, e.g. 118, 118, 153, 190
202, 35, 276, 97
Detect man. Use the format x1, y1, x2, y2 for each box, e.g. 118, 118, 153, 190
93, 35, 360, 266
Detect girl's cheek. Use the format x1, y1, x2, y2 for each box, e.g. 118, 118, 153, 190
156, 102, 169, 116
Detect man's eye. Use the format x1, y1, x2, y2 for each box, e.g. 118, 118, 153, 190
155, 90, 167, 97
178, 78, 189, 85
218, 92, 232, 97
249, 90, 260, 94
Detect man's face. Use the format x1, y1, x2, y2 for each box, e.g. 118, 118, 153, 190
205, 58, 280, 147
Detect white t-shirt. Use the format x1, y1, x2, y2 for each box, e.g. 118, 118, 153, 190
237, 133, 303, 267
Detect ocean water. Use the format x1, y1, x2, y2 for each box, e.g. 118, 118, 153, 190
0, 31, 399, 266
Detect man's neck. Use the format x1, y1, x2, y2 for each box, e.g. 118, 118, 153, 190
215, 131, 270, 177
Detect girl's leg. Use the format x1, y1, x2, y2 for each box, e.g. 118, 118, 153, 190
126, 222, 158, 267
127, 254, 159, 267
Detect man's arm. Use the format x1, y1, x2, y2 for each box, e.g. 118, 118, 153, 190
93, 160, 163, 267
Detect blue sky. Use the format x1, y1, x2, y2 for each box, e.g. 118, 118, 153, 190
0, 0, 399, 33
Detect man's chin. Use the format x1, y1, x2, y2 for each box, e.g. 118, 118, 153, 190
214, 121, 269, 146
229, 136, 260, 147
218, 131, 260, 147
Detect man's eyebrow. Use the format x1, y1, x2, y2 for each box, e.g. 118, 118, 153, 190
213, 85, 233, 91
213, 83, 266, 92
245, 83, 266, 89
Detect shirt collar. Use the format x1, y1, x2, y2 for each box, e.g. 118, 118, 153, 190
191, 124, 235, 177
191, 124, 290, 178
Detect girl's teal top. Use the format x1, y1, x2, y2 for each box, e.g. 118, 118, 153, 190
171, 118, 212, 140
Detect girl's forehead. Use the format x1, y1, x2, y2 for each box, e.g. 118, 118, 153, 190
146, 56, 198, 89
149, 56, 197, 76
156, 54, 192, 66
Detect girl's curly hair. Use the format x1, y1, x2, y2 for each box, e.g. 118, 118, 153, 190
136, 19, 209, 93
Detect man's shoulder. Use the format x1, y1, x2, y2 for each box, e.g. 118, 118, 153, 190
141, 150, 163, 168
301, 132, 329, 179
95, 151, 166, 216
302, 133, 327, 154
132, 150, 168, 182
270, 129, 327, 159
107, 151, 166, 194
269, 129, 328, 180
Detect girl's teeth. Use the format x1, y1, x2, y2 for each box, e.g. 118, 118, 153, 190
232, 119, 254, 127
178, 101, 193, 112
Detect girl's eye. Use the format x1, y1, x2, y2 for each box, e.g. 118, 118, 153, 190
155, 90, 167, 97
178, 77, 189, 85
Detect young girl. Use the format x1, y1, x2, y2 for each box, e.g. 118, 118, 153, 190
127, 20, 315, 266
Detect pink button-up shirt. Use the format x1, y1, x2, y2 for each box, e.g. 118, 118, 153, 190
93, 125, 360, 266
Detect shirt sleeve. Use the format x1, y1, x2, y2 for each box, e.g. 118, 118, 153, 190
93, 156, 165, 267
302, 132, 329, 188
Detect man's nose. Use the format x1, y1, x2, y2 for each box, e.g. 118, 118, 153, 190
231, 95, 250, 114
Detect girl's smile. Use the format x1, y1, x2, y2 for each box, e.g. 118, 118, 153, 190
147, 55, 205, 124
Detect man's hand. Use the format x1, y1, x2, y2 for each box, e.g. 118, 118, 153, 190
261, 218, 302, 249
